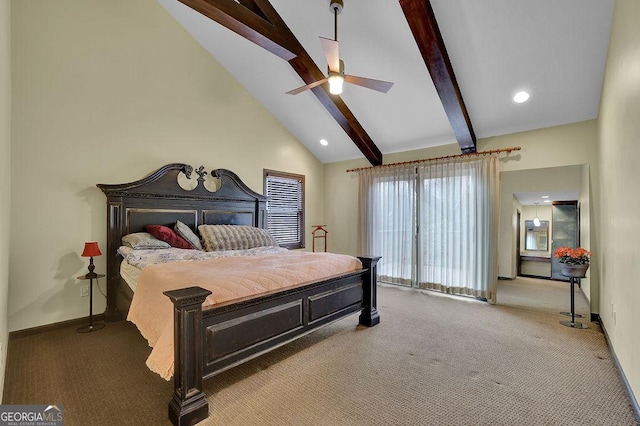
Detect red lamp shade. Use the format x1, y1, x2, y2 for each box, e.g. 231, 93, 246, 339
81, 242, 102, 258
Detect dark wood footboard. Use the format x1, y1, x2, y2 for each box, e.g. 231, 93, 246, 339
164, 255, 381, 426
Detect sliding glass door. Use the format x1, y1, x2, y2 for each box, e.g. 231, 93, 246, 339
358, 156, 499, 300
359, 168, 416, 286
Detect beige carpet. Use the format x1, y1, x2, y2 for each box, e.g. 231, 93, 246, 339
4, 283, 637, 425
201, 284, 634, 425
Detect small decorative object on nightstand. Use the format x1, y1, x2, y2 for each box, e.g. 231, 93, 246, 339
78, 242, 105, 333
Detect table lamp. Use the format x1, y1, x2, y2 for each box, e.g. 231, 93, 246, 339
81, 242, 102, 279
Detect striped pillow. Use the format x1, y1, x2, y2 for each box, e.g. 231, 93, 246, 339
198, 225, 277, 252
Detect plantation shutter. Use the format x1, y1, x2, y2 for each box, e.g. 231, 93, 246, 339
264, 170, 305, 249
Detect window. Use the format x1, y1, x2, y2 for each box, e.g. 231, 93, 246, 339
264, 169, 305, 249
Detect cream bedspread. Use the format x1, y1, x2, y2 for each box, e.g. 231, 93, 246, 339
127, 250, 362, 379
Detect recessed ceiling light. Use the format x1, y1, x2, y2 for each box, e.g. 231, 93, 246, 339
544, 200, 551, 203
541, 195, 549, 199
513, 91, 530, 103
319, 139, 329, 146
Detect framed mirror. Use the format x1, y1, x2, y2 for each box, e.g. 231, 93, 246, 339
525, 220, 549, 251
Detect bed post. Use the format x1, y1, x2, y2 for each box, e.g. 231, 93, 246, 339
357, 255, 381, 327
164, 286, 213, 426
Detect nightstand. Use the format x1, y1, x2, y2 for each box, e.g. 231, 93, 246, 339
77, 273, 106, 333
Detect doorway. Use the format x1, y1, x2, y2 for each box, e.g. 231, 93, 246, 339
498, 165, 591, 315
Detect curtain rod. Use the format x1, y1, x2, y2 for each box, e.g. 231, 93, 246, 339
345, 146, 521, 173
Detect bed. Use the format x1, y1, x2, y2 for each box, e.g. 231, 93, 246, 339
97, 164, 380, 426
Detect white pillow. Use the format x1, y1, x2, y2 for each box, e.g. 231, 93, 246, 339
121, 232, 170, 249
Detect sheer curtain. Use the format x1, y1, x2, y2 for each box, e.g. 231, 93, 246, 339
417, 156, 499, 300
358, 166, 416, 286
358, 155, 499, 301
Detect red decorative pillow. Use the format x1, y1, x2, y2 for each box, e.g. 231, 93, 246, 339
144, 225, 193, 249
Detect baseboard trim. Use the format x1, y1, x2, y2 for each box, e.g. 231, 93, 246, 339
599, 315, 640, 423
9, 314, 106, 340
518, 274, 551, 280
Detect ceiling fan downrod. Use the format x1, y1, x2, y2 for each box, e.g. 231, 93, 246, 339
330, 0, 343, 42
284, 0, 393, 96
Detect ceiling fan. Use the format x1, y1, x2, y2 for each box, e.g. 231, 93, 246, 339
286, 0, 394, 96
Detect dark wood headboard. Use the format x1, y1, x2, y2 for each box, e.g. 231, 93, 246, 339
97, 163, 268, 321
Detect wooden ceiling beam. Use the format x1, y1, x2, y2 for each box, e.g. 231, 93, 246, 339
178, 0, 383, 165
399, 0, 477, 153
179, 0, 300, 60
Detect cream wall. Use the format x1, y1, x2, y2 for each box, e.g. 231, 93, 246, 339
0, 0, 11, 399
597, 0, 640, 404
9, 0, 323, 332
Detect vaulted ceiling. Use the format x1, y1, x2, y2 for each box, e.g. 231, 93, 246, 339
158, 0, 614, 164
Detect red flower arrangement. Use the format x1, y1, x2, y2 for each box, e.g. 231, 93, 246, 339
554, 246, 591, 265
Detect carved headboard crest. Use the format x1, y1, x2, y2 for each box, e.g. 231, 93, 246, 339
97, 163, 267, 202
195, 166, 207, 184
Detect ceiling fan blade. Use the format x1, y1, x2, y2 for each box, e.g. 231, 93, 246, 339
319, 37, 340, 73
285, 78, 329, 95
344, 75, 394, 93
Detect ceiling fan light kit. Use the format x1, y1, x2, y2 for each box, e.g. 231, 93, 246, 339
286, 0, 393, 96
328, 74, 344, 95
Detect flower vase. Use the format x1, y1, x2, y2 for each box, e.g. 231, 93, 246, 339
561, 264, 589, 278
